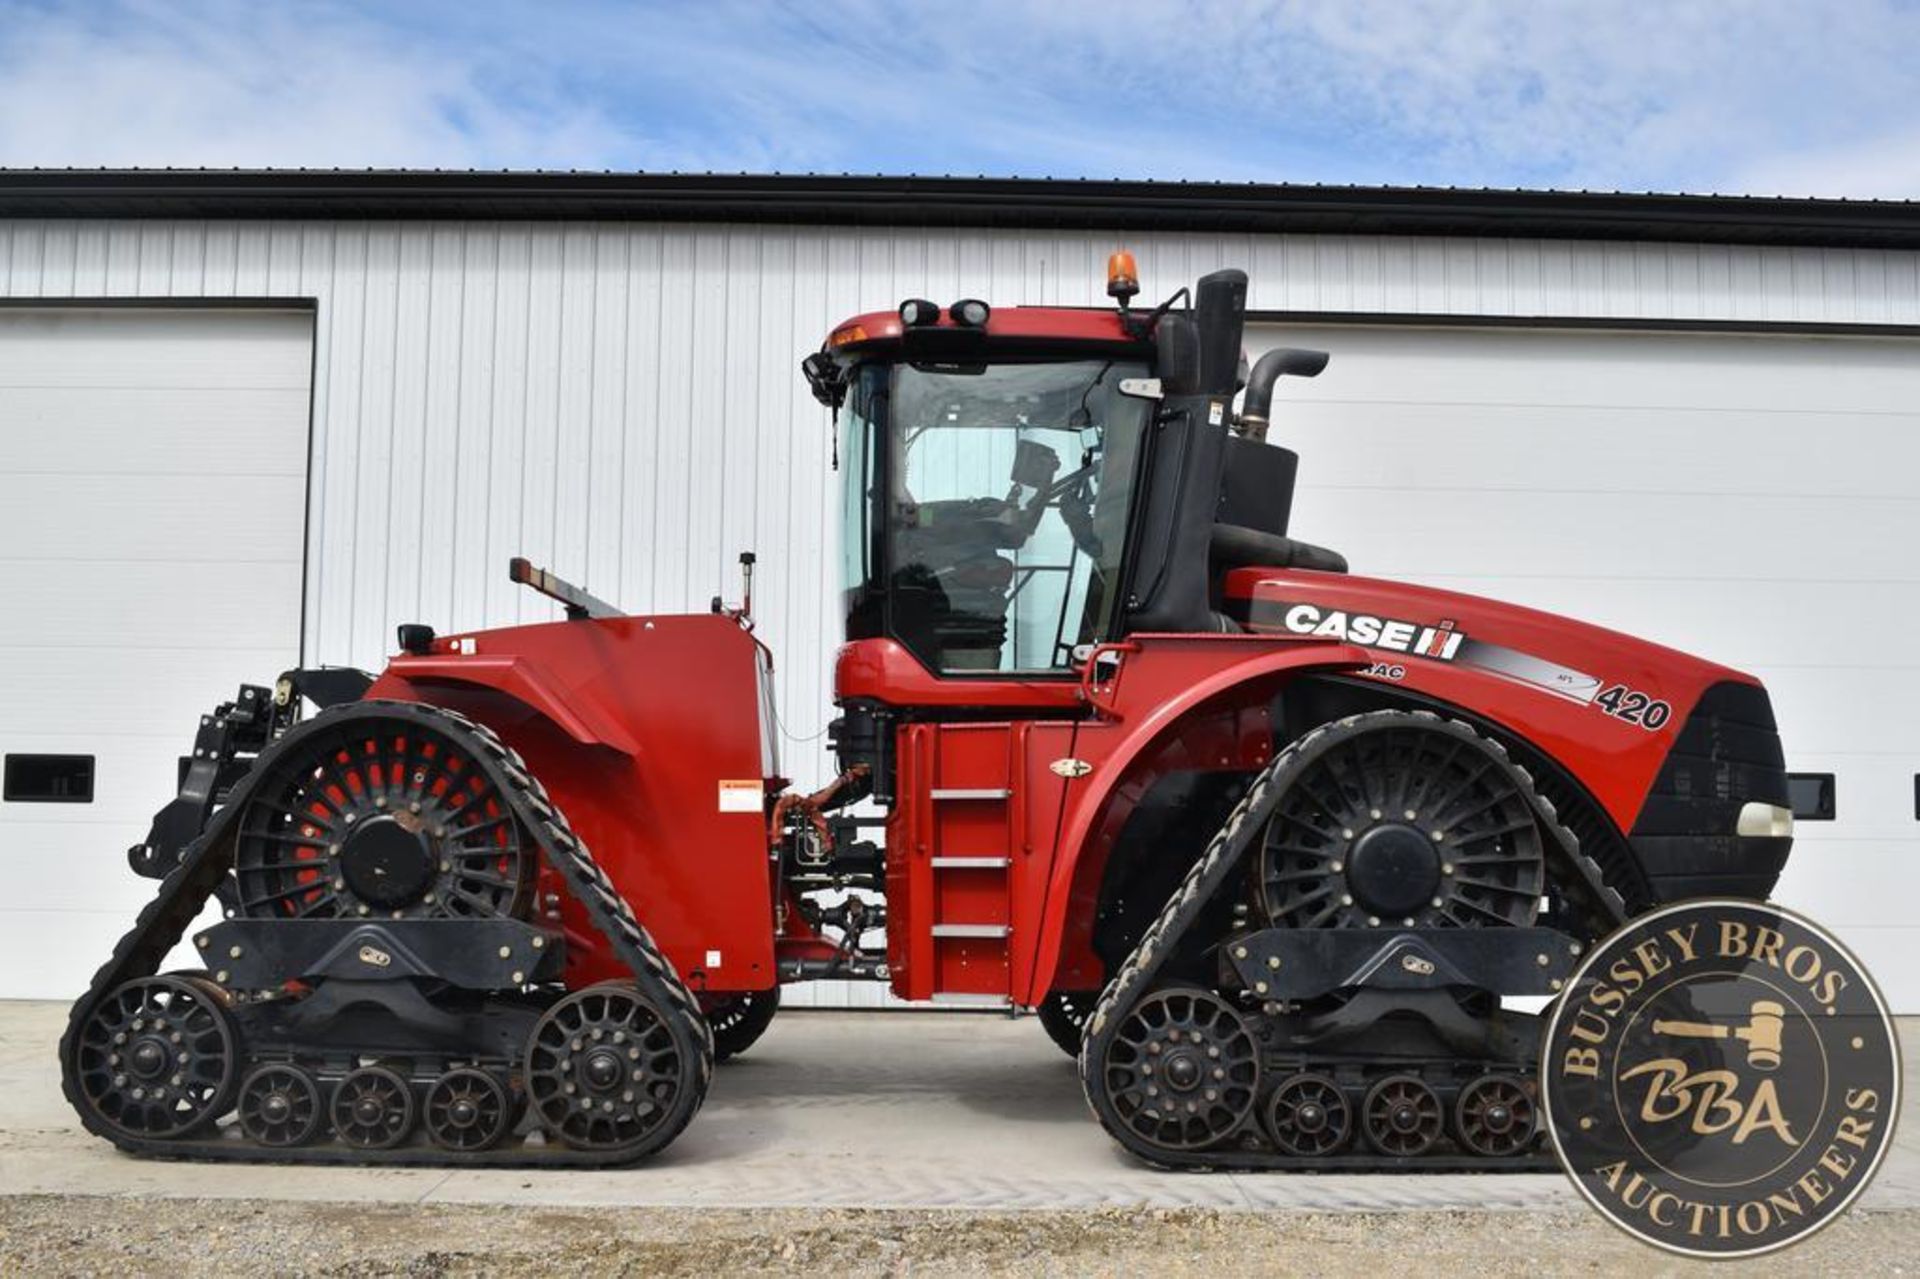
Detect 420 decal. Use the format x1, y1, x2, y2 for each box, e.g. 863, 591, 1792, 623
1593, 683, 1671, 730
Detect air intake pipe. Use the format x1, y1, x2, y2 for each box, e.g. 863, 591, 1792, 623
1237, 347, 1329, 442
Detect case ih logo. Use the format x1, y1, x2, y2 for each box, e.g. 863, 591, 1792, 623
1541, 901, 1900, 1258
1266, 602, 1465, 661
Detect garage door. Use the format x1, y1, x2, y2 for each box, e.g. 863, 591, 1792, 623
1250, 321, 1920, 1009
0, 307, 312, 999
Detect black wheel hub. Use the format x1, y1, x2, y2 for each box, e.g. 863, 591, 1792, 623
339, 816, 436, 908
127, 1038, 170, 1080
1346, 823, 1441, 917
583, 1048, 626, 1091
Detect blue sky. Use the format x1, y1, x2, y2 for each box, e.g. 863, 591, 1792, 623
1, 0, 1917, 197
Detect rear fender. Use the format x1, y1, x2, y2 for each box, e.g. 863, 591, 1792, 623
370, 654, 641, 756
1022, 637, 1367, 1004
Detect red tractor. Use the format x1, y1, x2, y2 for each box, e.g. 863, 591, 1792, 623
63, 258, 1794, 1169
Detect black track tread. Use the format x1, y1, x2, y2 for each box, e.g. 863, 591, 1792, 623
708, 986, 781, 1062
1077, 709, 1624, 1172
59, 699, 713, 1168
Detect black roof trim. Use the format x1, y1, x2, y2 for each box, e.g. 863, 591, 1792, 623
2, 170, 1918, 249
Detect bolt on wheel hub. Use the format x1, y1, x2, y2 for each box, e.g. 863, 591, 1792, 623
1346, 823, 1441, 917
338, 815, 436, 908
127, 1039, 169, 1079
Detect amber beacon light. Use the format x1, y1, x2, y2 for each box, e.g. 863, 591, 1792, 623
1106, 249, 1140, 307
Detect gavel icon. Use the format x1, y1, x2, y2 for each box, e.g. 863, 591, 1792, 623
1651, 1000, 1786, 1071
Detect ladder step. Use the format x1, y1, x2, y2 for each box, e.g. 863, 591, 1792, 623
929, 788, 1013, 800
931, 856, 1011, 869
931, 923, 1011, 939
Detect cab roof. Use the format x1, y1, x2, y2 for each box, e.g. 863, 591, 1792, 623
823, 304, 1144, 357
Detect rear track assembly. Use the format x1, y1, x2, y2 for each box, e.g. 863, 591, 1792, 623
60, 700, 714, 1167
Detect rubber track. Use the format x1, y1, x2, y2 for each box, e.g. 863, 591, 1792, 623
58, 700, 714, 1168
1077, 710, 1626, 1172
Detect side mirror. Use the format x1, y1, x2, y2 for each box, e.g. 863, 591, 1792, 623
1154, 315, 1201, 396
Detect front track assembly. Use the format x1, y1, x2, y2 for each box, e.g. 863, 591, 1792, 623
1079, 710, 1626, 1171
60, 700, 714, 1167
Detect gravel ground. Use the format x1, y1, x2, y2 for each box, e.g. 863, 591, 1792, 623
0, 1197, 1914, 1276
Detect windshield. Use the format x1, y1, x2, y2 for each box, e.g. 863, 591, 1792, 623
882, 359, 1150, 673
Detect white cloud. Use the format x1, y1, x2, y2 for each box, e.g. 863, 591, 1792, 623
0, 0, 1916, 197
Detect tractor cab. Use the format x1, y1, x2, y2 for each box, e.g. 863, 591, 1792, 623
806, 259, 1344, 683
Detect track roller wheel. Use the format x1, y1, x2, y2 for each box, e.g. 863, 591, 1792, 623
525, 982, 695, 1155
1263, 1072, 1352, 1156
424, 1068, 514, 1151
237, 1063, 325, 1147
1100, 987, 1260, 1154
706, 988, 781, 1062
69, 974, 237, 1140
1361, 1074, 1443, 1157
1452, 1073, 1537, 1157
1037, 989, 1097, 1059
331, 1065, 417, 1149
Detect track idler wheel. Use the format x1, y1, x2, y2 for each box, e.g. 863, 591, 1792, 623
237, 1063, 325, 1147
1100, 988, 1260, 1154
1361, 1074, 1444, 1157
331, 1065, 417, 1149
1452, 1073, 1537, 1157
525, 982, 696, 1155
424, 1068, 514, 1151
69, 975, 238, 1140
1263, 1071, 1352, 1156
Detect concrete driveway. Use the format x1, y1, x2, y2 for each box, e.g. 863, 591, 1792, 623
3, 1001, 1915, 1213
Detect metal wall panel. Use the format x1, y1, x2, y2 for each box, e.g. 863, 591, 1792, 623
3, 218, 1917, 1008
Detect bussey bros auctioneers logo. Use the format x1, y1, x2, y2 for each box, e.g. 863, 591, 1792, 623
1541, 900, 1900, 1258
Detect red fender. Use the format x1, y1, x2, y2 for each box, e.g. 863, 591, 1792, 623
373, 654, 642, 756
1022, 636, 1369, 1004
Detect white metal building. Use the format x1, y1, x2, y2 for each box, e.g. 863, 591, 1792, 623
0, 172, 1915, 1008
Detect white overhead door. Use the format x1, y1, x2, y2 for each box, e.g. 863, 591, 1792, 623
1250, 321, 1920, 1009
0, 307, 311, 999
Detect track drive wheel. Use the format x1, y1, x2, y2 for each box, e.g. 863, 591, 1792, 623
1263, 1072, 1352, 1156
237, 1063, 325, 1147
705, 987, 781, 1062
1361, 1074, 1444, 1157
232, 707, 534, 922
525, 982, 702, 1156
332, 1065, 417, 1149
424, 1068, 514, 1151
1453, 1073, 1537, 1157
69, 974, 238, 1140
1099, 987, 1260, 1155
1037, 989, 1098, 1059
